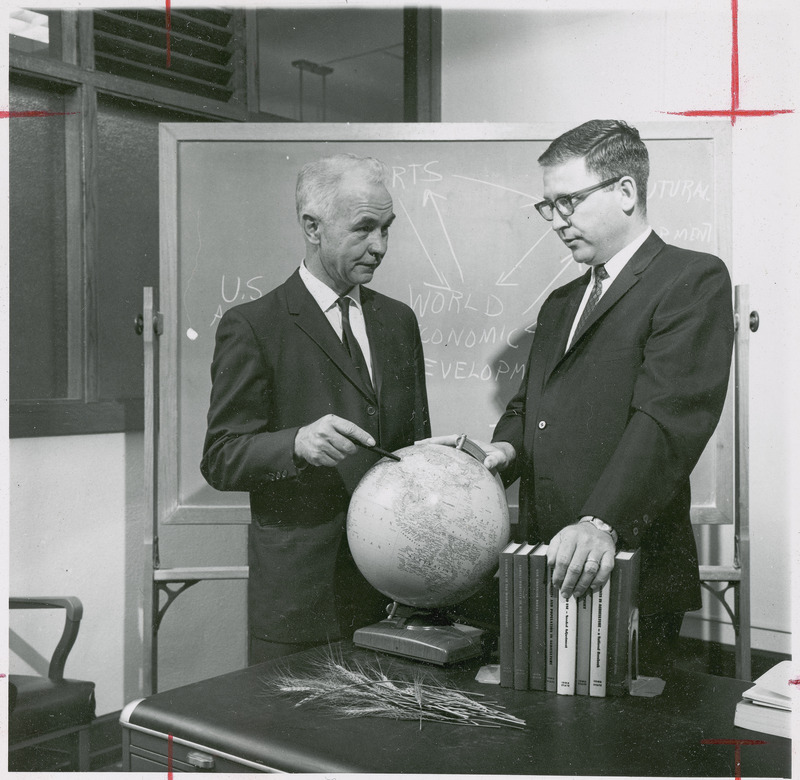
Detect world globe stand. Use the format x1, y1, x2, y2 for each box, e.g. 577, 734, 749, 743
347, 438, 510, 667
353, 602, 485, 666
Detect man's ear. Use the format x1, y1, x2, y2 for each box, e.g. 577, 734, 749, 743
301, 213, 321, 244
618, 176, 638, 214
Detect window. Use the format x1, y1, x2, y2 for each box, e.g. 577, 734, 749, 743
256, 7, 405, 122
8, 7, 440, 436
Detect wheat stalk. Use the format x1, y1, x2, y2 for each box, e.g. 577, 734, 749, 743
261, 648, 526, 730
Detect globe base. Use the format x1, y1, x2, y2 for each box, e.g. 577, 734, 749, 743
353, 604, 485, 666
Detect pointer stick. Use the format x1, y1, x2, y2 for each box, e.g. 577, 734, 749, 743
345, 435, 401, 462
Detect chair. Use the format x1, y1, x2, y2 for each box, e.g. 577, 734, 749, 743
8, 597, 96, 772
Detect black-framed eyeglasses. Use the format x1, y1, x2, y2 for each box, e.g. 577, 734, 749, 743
534, 176, 622, 221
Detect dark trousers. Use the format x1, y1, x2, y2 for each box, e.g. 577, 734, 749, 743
638, 611, 685, 679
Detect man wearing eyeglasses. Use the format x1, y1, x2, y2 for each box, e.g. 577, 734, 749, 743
430, 120, 734, 677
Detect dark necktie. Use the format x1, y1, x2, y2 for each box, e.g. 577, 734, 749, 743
574, 263, 609, 336
337, 296, 373, 390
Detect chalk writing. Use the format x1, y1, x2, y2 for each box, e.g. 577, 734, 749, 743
420, 325, 530, 349
425, 358, 525, 383
410, 287, 504, 318
209, 276, 265, 327
220, 275, 265, 303
391, 161, 443, 189
654, 223, 714, 245
648, 179, 710, 202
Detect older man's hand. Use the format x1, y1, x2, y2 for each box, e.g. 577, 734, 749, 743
294, 414, 374, 468
547, 519, 616, 598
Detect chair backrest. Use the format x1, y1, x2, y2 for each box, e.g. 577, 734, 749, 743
9, 597, 84, 683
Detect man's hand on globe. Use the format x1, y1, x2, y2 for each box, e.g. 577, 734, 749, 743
415, 435, 516, 474
547, 521, 616, 599
294, 414, 375, 467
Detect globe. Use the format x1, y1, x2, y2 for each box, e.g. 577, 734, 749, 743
346, 442, 510, 610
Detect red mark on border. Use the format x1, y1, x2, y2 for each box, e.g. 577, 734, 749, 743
702, 738, 767, 780
168, 733, 173, 779
0, 111, 77, 119
789, 678, 800, 686
664, 0, 793, 125
165, 0, 172, 68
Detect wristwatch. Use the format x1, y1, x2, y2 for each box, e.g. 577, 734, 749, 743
580, 516, 618, 545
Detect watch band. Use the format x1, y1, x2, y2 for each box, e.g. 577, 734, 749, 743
580, 516, 618, 544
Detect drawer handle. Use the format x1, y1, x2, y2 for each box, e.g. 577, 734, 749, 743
187, 750, 215, 770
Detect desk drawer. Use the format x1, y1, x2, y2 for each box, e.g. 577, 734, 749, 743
125, 728, 272, 772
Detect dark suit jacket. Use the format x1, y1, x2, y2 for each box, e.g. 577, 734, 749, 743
492, 233, 734, 615
201, 269, 431, 643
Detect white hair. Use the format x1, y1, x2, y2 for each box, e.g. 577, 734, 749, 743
295, 153, 389, 223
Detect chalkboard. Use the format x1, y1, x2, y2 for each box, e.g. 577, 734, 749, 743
157, 123, 732, 527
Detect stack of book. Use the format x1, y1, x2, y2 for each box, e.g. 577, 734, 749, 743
734, 660, 794, 739
499, 541, 640, 696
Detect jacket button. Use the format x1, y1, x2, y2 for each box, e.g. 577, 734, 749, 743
282, 470, 288, 478
633, 527, 639, 536
366, 405, 376, 416
538, 420, 546, 429
643, 514, 650, 524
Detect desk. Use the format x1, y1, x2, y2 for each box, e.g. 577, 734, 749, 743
121, 642, 790, 776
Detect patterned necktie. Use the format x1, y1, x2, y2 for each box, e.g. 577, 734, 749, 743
337, 296, 373, 390
575, 263, 609, 336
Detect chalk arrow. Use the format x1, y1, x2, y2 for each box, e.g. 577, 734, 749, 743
522, 254, 575, 315
423, 189, 464, 284
495, 229, 553, 286
398, 197, 451, 290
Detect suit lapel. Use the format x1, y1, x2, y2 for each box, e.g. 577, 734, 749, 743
542, 275, 588, 384
285, 270, 377, 402
562, 231, 665, 356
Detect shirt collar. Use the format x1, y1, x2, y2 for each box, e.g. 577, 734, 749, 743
299, 261, 362, 312
599, 227, 652, 282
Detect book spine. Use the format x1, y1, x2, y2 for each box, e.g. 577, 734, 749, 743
545, 565, 559, 692
556, 594, 577, 695
499, 543, 519, 688
607, 550, 641, 696
575, 591, 592, 695
513, 547, 531, 690
589, 577, 610, 697
528, 547, 548, 690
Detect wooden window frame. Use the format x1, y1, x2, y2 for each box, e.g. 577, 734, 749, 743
9, 7, 441, 438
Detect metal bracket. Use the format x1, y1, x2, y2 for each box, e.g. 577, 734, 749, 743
135, 311, 164, 336
699, 580, 740, 633
154, 580, 200, 631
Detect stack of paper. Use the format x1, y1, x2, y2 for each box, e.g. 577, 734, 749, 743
734, 660, 794, 739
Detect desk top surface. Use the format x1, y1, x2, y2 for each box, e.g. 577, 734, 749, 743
124, 643, 791, 777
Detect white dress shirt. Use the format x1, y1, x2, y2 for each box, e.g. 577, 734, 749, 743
566, 227, 652, 351
298, 262, 374, 381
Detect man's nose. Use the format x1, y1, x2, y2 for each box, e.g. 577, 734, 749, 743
551, 209, 571, 231
368, 229, 388, 257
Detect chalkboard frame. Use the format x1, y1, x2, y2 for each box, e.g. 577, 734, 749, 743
157, 122, 733, 528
